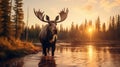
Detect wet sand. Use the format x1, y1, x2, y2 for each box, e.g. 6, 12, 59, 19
1, 43, 120, 67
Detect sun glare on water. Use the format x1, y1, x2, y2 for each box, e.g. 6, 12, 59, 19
88, 45, 93, 59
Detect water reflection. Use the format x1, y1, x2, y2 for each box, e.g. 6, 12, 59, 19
0, 58, 24, 67
38, 56, 56, 67
1, 43, 120, 67
56, 44, 120, 67
87, 45, 94, 61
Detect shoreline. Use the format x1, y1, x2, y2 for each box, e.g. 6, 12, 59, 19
0, 37, 41, 61
0, 46, 41, 62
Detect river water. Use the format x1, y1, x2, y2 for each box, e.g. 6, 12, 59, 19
1, 42, 120, 67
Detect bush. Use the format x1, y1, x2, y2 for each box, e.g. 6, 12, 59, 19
0, 37, 41, 61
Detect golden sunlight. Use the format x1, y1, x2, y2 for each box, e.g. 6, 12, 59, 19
87, 27, 93, 41
88, 45, 93, 59
88, 27, 93, 34
87, 45, 95, 64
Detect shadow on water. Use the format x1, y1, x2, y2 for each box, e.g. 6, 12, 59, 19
38, 56, 56, 67
0, 58, 24, 67
1, 42, 120, 67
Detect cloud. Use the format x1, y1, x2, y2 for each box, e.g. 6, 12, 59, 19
100, 0, 120, 11
80, 0, 97, 12
87, 0, 97, 4
59, 0, 72, 2
83, 5, 93, 11
64, 0, 71, 1
115, 0, 120, 3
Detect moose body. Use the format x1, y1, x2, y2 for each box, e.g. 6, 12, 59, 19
34, 8, 68, 56
39, 24, 57, 56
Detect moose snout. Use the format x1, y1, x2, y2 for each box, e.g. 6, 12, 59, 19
54, 29, 57, 34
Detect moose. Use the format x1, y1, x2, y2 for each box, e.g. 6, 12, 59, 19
34, 8, 68, 56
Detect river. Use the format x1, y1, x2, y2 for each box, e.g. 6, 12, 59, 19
0, 42, 120, 67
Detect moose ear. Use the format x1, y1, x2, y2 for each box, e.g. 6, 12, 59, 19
55, 15, 59, 21
46, 15, 50, 21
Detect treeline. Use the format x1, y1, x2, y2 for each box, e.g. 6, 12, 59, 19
22, 15, 120, 42
0, 0, 24, 39
21, 24, 41, 42
58, 15, 120, 41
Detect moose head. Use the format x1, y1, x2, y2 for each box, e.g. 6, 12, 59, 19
34, 8, 68, 35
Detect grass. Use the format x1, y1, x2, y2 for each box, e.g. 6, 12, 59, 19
0, 36, 41, 61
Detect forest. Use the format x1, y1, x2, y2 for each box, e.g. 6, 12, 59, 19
0, 0, 120, 43
0, 0, 25, 39
22, 15, 120, 42
0, 0, 39, 61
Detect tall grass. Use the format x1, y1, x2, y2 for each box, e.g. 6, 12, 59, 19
0, 37, 41, 61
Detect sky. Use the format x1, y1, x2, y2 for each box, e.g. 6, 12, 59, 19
23, 0, 120, 28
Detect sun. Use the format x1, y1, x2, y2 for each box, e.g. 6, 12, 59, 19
88, 27, 93, 34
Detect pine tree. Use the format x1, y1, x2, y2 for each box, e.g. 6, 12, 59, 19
0, 0, 2, 35
111, 16, 115, 31
0, 0, 12, 37
60, 24, 64, 32
59, 24, 65, 40
13, 0, 24, 39
116, 15, 120, 31
88, 20, 92, 27
95, 16, 101, 32
116, 15, 120, 39
102, 23, 106, 32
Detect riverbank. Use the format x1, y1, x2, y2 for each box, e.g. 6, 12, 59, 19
0, 37, 41, 61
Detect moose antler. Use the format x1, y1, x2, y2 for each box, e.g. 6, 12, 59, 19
33, 8, 48, 22
34, 8, 68, 23
57, 8, 69, 23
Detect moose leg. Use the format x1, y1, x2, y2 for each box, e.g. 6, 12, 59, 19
47, 47, 50, 55
42, 46, 47, 56
42, 43, 47, 56
51, 44, 56, 56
